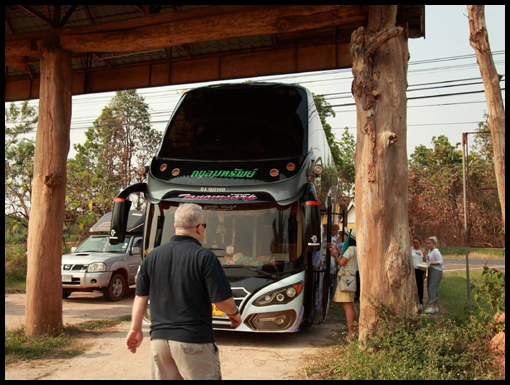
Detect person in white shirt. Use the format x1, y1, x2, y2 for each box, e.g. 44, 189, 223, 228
425, 236, 444, 314
411, 235, 427, 310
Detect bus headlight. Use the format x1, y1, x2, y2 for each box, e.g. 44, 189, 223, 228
253, 281, 303, 307
286, 287, 297, 297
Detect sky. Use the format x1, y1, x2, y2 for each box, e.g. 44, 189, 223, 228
7, 5, 506, 160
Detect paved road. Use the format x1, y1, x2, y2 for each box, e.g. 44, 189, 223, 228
443, 258, 505, 273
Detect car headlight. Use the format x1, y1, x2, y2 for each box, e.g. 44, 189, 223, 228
87, 262, 106, 272
253, 281, 303, 306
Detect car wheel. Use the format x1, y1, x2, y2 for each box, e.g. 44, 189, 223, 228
103, 273, 126, 302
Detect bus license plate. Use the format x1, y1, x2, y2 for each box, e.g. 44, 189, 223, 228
212, 304, 225, 316
62, 275, 73, 283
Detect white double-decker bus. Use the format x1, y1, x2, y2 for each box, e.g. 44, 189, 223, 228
111, 83, 337, 332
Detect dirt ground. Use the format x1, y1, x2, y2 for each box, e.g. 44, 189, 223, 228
5, 290, 345, 380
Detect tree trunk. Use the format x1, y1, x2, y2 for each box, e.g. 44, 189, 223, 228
468, 5, 505, 233
25, 37, 72, 336
349, 5, 417, 342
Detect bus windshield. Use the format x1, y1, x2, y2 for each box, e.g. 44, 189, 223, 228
158, 85, 308, 161
145, 201, 304, 277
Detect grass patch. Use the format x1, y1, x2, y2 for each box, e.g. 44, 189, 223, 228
5, 317, 130, 366
441, 246, 505, 259
5, 327, 87, 365
306, 269, 505, 380
439, 270, 486, 320
440, 268, 505, 322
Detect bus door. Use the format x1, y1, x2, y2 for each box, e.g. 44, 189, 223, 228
321, 194, 332, 323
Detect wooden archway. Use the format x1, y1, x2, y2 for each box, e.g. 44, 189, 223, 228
5, 5, 424, 337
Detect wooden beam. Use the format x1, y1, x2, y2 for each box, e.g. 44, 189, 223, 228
25, 36, 72, 336
18, 5, 56, 27
4, 55, 28, 72
5, 5, 365, 58
59, 5, 79, 27
60, 5, 363, 53
5, 42, 351, 101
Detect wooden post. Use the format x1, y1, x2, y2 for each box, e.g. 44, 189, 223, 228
25, 37, 72, 336
349, 5, 418, 342
468, 5, 505, 233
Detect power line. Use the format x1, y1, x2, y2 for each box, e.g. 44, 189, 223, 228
6, 51, 505, 135
320, 74, 504, 100
329, 88, 505, 109
332, 121, 485, 130
330, 98, 505, 114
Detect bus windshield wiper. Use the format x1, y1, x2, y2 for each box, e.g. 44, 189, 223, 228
223, 265, 276, 279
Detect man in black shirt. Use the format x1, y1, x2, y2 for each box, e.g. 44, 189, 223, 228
126, 203, 241, 380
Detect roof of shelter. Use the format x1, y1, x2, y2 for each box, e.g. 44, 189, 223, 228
5, 5, 424, 101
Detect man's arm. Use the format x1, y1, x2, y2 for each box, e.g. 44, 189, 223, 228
215, 297, 242, 328
126, 295, 149, 353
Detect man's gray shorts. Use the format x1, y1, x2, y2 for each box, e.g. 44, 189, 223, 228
150, 339, 221, 380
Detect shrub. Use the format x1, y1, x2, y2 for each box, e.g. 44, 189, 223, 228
5, 245, 28, 291
306, 269, 505, 380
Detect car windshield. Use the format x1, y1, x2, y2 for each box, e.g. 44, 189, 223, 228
145, 201, 304, 277
75, 236, 131, 254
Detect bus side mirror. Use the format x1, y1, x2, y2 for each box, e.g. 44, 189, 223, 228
303, 184, 321, 252
110, 198, 131, 245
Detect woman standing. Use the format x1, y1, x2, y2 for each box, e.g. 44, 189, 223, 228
425, 236, 444, 314
411, 235, 427, 311
328, 229, 359, 338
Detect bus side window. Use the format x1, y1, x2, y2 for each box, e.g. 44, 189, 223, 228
155, 215, 165, 247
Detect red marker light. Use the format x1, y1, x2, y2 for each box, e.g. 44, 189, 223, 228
172, 168, 180, 176
270, 169, 279, 177
160, 164, 167, 172
286, 163, 296, 171
313, 165, 322, 175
